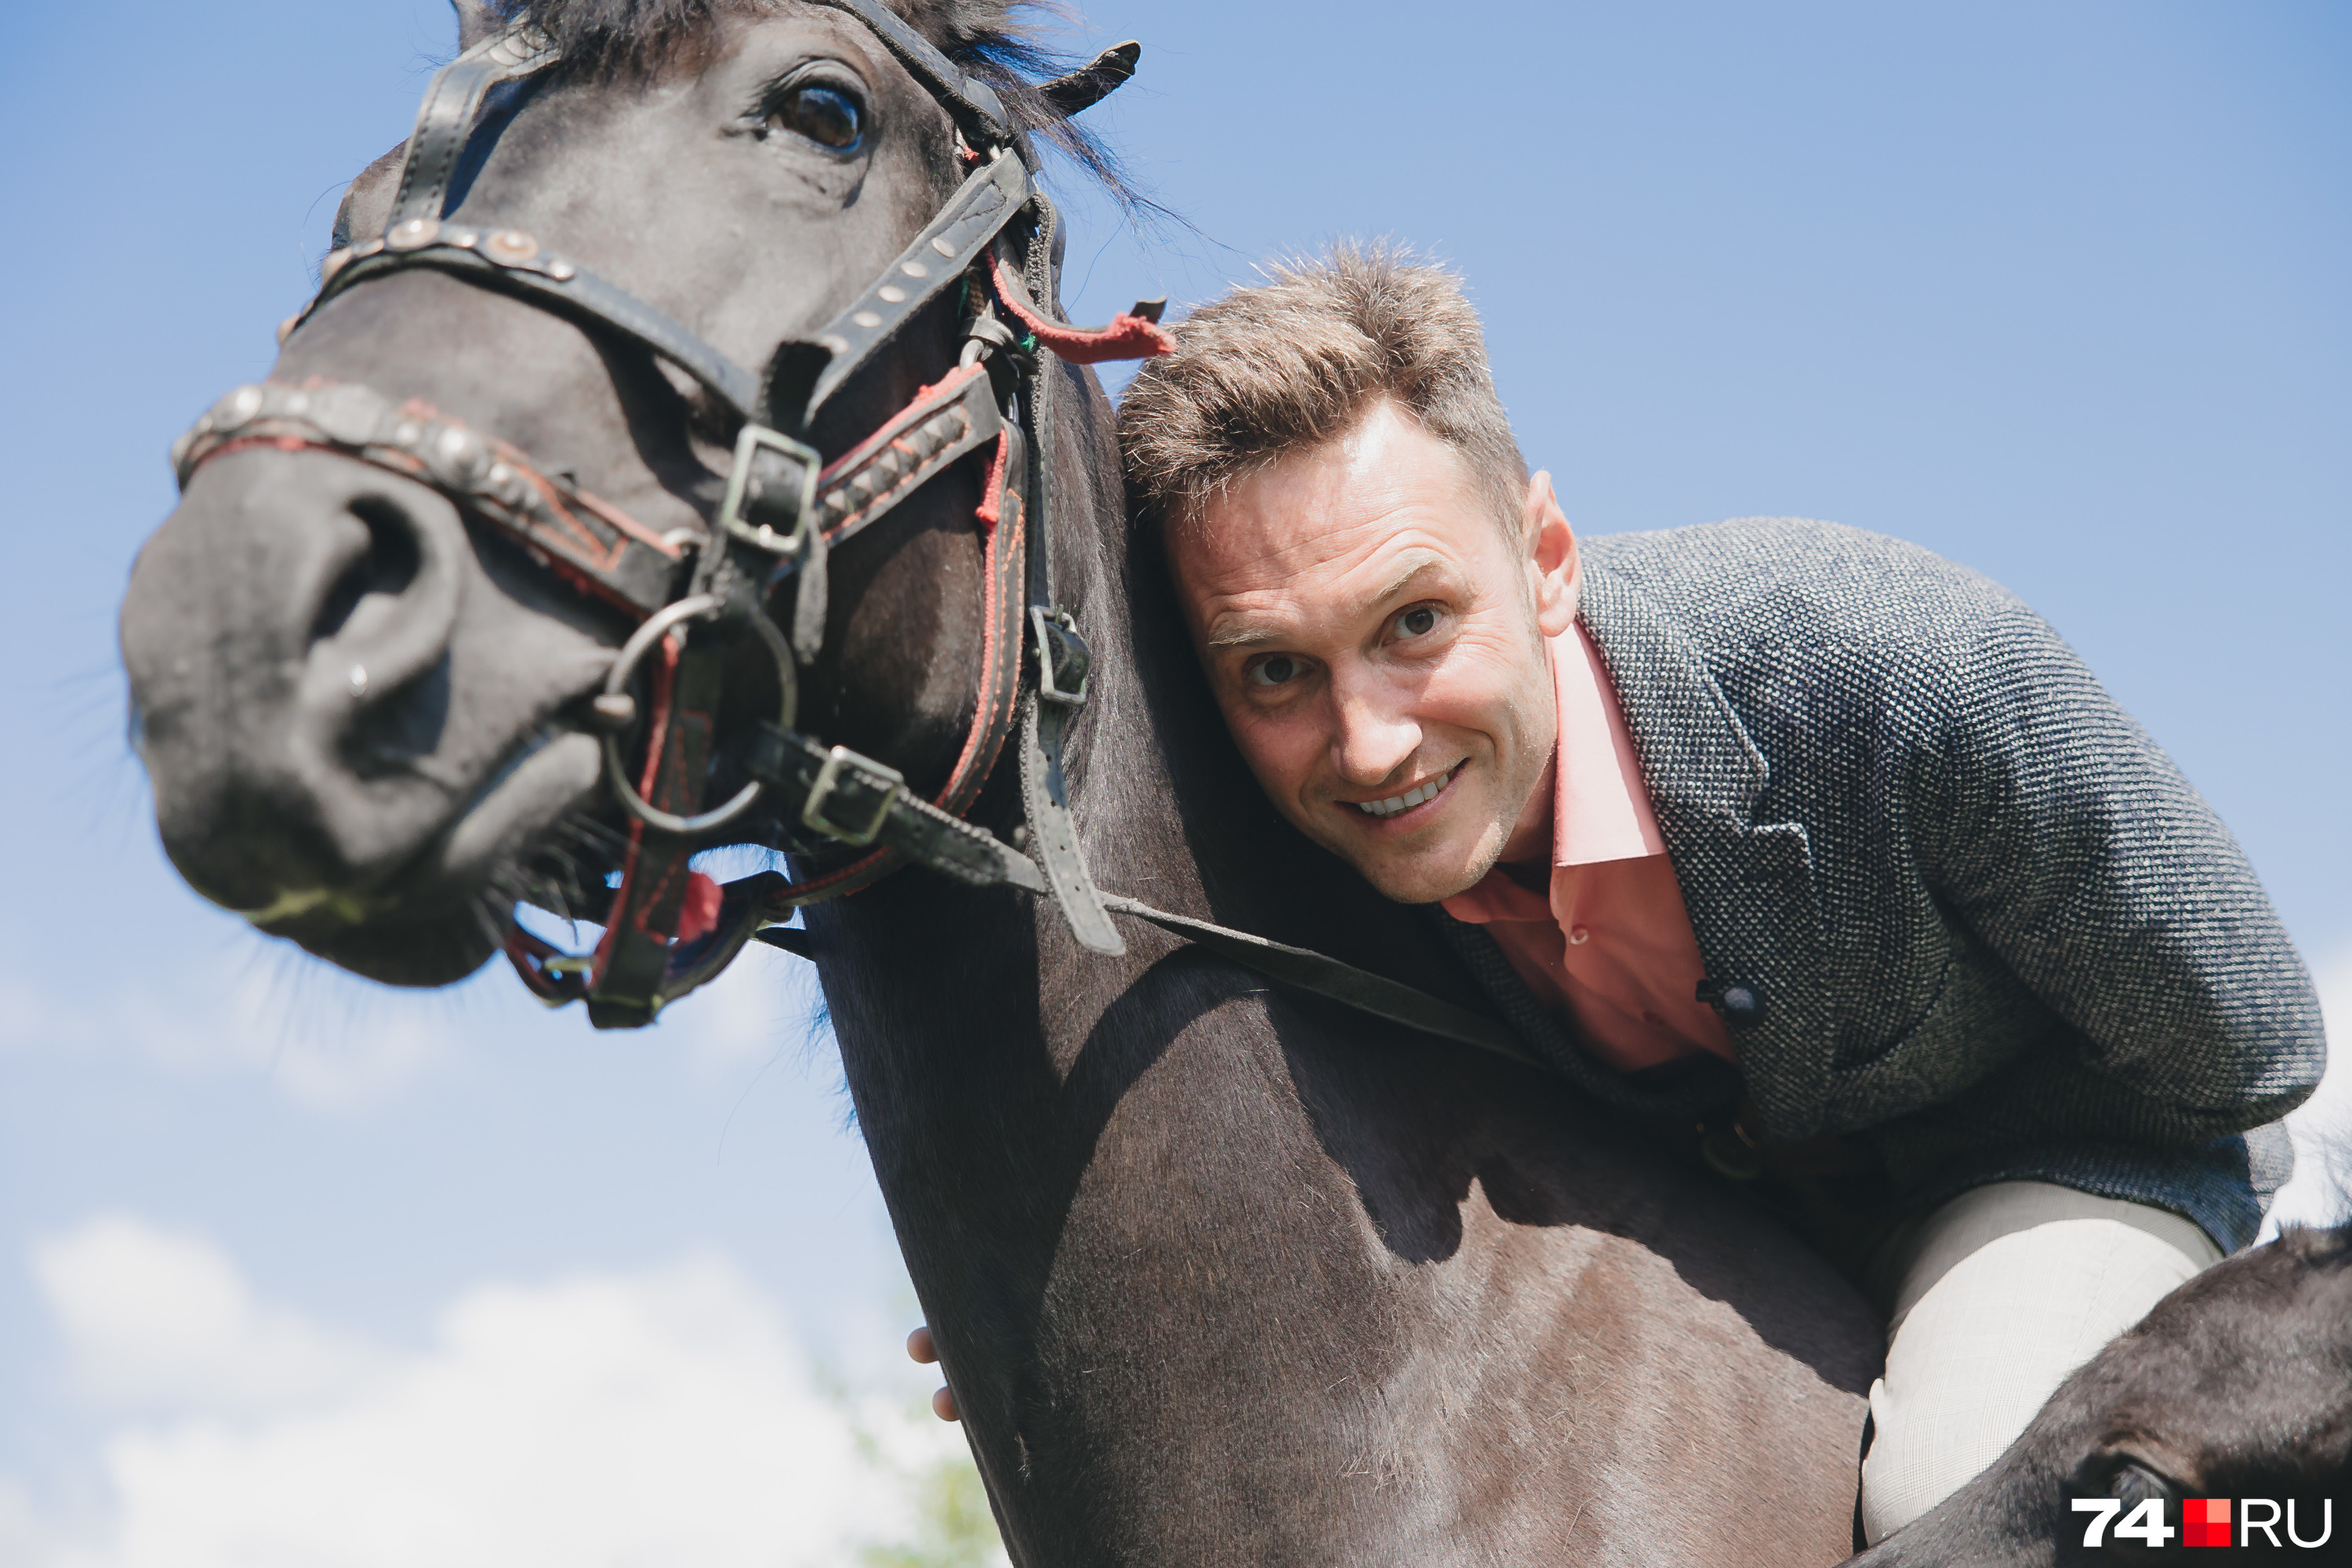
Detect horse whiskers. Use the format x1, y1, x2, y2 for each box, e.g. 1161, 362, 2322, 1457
463, 885, 510, 953
555, 812, 630, 857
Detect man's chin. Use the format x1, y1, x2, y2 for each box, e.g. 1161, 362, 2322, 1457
1335, 837, 1498, 906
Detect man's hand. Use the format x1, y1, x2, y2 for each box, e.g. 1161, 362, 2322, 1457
908, 1324, 957, 1421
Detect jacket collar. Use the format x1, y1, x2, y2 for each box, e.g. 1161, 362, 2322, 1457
1575, 560, 1833, 1142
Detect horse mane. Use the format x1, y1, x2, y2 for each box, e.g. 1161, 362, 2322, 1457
495, 0, 1140, 205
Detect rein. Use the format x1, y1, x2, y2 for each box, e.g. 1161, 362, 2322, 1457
169, 0, 1535, 1069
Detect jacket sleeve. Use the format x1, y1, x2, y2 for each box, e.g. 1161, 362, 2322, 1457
1911, 602, 2324, 1142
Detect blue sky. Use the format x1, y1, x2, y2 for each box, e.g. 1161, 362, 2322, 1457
0, 1, 2344, 1559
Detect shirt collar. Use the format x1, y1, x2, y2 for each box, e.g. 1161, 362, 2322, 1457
1552, 619, 1667, 866
1440, 620, 1665, 926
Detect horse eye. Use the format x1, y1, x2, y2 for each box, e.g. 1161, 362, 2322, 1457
767, 82, 862, 150
2098, 1461, 2184, 1563
2107, 1460, 2178, 1506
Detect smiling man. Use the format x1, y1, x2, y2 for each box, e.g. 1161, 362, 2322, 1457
1112, 246, 2325, 1541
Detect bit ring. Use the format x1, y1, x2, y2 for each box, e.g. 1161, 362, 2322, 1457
601, 593, 797, 837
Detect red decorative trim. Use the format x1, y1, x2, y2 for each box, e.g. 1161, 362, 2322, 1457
194, 429, 674, 622
940, 462, 1007, 799
974, 430, 1010, 528
590, 633, 678, 983
817, 362, 989, 493
768, 425, 1026, 909
674, 871, 722, 944
987, 254, 1175, 365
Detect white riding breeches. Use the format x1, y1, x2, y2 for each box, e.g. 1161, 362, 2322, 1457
1857, 1180, 2223, 1544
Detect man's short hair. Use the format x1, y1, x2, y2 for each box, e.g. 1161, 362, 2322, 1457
1118, 243, 1529, 536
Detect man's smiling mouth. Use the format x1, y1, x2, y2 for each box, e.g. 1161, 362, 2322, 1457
1348, 764, 1461, 819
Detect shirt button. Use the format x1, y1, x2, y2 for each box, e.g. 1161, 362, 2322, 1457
1567, 927, 1591, 946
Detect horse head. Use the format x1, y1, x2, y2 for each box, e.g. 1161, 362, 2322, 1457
120, 0, 1110, 996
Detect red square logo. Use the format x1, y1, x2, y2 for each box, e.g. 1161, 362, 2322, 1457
2183, 1497, 2232, 1548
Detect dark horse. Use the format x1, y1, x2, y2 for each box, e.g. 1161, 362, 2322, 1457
133, 0, 2328, 1559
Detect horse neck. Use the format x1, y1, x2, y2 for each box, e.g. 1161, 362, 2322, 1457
809, 360, 1417, 1547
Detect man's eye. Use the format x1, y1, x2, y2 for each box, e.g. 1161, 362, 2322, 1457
1394, 605, 1439, 639
764, 82, 864, 150
1247, 655, 1301, 688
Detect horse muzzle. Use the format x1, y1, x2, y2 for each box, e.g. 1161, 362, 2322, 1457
122, 444, 608, 982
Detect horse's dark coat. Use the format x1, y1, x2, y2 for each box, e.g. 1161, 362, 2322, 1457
1851, 1225, 2350, 1565
122, 2, 2336, 1562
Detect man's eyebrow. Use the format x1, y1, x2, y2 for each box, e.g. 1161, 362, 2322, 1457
1371, 551, 1449, 604
1201, 552, 1454, 652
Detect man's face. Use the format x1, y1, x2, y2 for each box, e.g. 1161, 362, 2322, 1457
1166, 401, 1579, 903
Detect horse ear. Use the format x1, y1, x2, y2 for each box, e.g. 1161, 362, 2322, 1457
451, 0, 499, 49
332, 140, 411, 250
1040, 41, 1140, 117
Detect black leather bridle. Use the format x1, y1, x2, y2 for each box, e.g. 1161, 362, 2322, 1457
173, 0, 1167, 1026
171, 0, 1536, 1064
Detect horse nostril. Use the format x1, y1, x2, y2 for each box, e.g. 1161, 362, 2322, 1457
313, 493, 423, 644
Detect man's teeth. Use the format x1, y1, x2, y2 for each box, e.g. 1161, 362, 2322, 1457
1353, 768, 1454, 819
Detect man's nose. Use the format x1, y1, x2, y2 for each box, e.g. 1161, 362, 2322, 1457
1327, 667, 1421, 786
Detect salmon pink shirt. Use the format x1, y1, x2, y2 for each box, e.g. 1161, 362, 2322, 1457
1439, 624, 1736, 1073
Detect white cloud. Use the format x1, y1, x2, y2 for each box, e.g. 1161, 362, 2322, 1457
0, 956, 454, 1114
31, 1217, 383, 1412
0, 841, 831, 1115
15, 1219, 964, 1568
2267, 939, 2352, 1232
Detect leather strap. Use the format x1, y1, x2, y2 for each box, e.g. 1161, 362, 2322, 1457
814, 362, 1005, 550
704, 866, 1539, 1072
786, 151, 1033, 426
311, 230, 764, 420
172, 379, 685, 615
1098, 898, 1542, 1069
387, 24, 559, 229
508, 868, 787, 1012
752, 414, 1029, 911
741, 724, 1046, 893
1017, 688, 1122, 954
810, 0, 1012, 149
724, 361, 1006, 664
1003, 200, 1121, 957
588, 630, 726, 1027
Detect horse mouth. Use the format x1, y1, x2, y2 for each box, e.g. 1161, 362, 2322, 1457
249, 725, 608, 986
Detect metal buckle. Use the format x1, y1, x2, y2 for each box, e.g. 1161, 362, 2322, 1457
1031, 606, 1091, 706
717, 424, 822, 556
802, 745, 904, 847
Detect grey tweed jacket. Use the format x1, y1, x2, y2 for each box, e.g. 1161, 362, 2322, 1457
1428, 518, 2323, 1252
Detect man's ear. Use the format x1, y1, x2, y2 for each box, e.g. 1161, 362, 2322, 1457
1524, 470, 1580, 637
